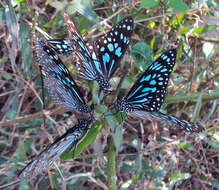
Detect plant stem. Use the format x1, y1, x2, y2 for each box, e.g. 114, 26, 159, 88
108, 136, 116, 190
165, 90, 219, 104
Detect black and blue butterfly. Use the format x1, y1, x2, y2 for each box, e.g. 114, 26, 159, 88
18, 118, 92, 179
34, 38, 92, 114
116, 49, 204, 134
47, 10, 134, 90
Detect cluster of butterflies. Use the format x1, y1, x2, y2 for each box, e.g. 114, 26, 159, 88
17, 10, 204, 180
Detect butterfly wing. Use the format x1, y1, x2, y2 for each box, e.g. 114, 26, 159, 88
61, 10, 100, 82
93, 16, 134, 78
131, 110, 204, 134
124, 49, 177, 112
34, 38, 91, 113
18, 119, 91, 179
47, 39, 73, 55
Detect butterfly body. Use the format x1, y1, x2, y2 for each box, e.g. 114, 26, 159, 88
117, 49, 204, 134
18, 118, 92, 179
34, 38, 92, 114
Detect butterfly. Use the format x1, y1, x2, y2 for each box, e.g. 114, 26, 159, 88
116, 49, 204, 134
34, 38, 92, 114
18, 118, 92, 179
48, 10, 134, 90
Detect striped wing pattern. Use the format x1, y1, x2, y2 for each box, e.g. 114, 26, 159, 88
117, 49, 204, 134
34, 38, 91, 113
18, 119, 91, 179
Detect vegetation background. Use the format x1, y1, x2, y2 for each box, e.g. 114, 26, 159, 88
0, 0, 218, 189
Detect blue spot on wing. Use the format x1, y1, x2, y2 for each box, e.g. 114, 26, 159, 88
115, 47, 122, 57
107, 44, 114, 52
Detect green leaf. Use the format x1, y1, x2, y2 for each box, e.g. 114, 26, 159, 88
5, 109, 17, 119
19, 23, 31, 76
193, 24, 217, 34
131, 42, 153, 70
191, 93, 203, 122
131, 42, 152, 60
19, 179, 29, 190
67, 0, 97, 22
179, 142, 192, 149
15, 139, 26, 161
49, 1, 65, 10
0, 8, 4, 25
105, 113, 121, 130
210, 180, 219, 189
1, 73, 12, 80
179, 26, 191, 34
170, 171, 191, 187
151, 169, 167, 178
206, 139, 219, 149
136, 154, 143, 172
5, 1, 18, 44
60, 122, 102, 160
175, 12, 184, 24
113, 124, 123, 152
141, 0, 160, 8
167, 0, 189, 12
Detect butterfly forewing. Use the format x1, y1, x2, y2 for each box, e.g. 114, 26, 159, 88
18, 119, 92, 179
47, 39, 73, 55
93, 16, 134, 78
61, 10, 98, 82
124, 49, 177, 112
117, 48, 204, 134
34, 38, 91, 113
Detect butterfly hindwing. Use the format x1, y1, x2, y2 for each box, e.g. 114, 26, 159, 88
151, 112, 203, 133
124, 49, 177, 112
132, 110, 204, 134
18, 118, 92, 179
